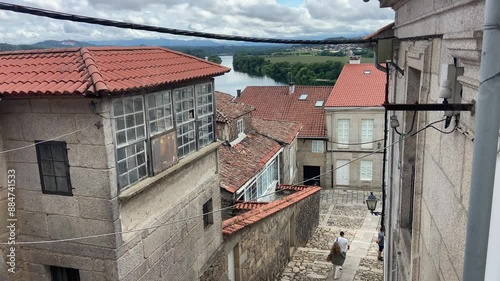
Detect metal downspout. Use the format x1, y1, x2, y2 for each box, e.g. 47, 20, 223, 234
463, 0, 500, 280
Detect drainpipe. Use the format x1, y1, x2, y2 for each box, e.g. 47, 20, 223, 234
463, 0, 500, 280
373, 43, 387, 73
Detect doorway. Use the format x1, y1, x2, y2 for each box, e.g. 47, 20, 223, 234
335, 160, 350, 185
303, 166, 321, 185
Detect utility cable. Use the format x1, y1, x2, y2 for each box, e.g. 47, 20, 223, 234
0, 125, 93, 154
0, 118, 446, 245
0, 2, 369, 45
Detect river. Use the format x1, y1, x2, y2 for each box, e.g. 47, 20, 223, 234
214, 56, 285, 96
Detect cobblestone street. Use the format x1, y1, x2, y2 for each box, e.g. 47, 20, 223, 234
275, 189, 383, 281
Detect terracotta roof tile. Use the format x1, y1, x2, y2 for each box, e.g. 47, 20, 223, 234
233, 201, 269, 210
0, 46, 230, 97
215, 91, 254, 123
219, 132, 282, 193
277, 184, 311, 191
237, 86, 332, 138
325, 64, 386, 107
252, 118, 301, 145
222, 186, 321, 235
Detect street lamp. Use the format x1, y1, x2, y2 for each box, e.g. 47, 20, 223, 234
366, 192, 382, 216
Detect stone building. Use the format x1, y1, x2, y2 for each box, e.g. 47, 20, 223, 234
237, 85, 333, 187
202, 185, 321, 281
325, 60, 386, 190
215, 91, 301, 219
372, 1, 486, 280
0, 47, 230, 281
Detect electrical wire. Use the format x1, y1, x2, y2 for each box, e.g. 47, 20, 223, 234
0, 126, 93, 154
0, 2, 369, 45
0, 118, 447, 245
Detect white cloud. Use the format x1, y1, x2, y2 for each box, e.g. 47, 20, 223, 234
0, 0, 394, 44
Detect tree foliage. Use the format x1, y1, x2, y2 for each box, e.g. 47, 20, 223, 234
233, 53, 344, 85
207, 55, 222, 64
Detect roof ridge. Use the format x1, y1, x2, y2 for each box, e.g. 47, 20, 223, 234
0, 47, 80, 56
79, 47, 108, 95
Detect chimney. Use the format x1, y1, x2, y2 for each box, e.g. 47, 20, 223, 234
237, 89, 241, 97
289, 82, 295, 94
349, 55, 361, 64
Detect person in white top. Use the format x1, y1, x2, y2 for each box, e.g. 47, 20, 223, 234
337, 231, 350, 256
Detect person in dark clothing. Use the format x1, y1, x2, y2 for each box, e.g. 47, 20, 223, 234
377, 226, 385, 261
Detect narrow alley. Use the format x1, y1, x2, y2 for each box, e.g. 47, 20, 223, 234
275, 189, 383, 281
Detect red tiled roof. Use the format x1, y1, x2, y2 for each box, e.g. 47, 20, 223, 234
222, 186, 321, 235
233, 201, 269, 210
0, 47, 230, 97
325, 64, 386, 107
277, 184, 311, 191
252, 118, 301, 145
215, 91, 254, 123
237, 86, 332, 138
219, 132, 282, 193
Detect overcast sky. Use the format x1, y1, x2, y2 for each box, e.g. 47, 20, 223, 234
0, 0, 394, 44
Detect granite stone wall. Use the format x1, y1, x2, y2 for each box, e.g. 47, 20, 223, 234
202, 189, 320, 281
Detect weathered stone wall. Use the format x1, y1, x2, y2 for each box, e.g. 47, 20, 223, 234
229, 112, 252, 141
0, 97, 120, 281
117, 148, 222, 281
387, 1, 484, 280
202, 190, 320, 281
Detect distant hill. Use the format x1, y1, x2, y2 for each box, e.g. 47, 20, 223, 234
87, 38, 224, 47
31, 40, 93, 48
0, 40, 93, 52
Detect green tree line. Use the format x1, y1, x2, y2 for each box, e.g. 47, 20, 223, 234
233, 54, 344, 85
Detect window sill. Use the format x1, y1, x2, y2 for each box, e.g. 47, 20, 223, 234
118, 141, 222, 201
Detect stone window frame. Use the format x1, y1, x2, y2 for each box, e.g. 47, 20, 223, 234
50, 265, 80, 281
35, 141, 73, 196
360, 160, 373, 181
311, 140, 324, 153
337, 119, 350, 148
360, 119, 374, 149
203, 198, 214, 228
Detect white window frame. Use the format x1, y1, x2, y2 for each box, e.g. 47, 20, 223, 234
112, 82, 215, 191
112, 96, 148, 190
361, 119, 374, 149
174, 86, 197, 158
337, 119, 350, 148
146, 91, 173, 137
238, 154, 280, 202
360, 160, 373, 181
196, 83, 215, 148
237, 118, 244, 135
311, 140, 324, 153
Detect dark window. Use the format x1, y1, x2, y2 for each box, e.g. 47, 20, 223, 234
50, 266, 80, 281
35, 141, 72, 196
203, 199, 214, 228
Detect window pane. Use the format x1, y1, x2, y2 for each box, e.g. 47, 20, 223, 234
126, 145, 135, 157
136, 126, 145, 139
135, 113, 144, 125
117, 147, 126, 160
137, 153, 145, 166
134, 98, 143, 112
53, 162, 67, 177
113, 100, 124, 116
119, 174, 129, 188
41, 161, 54, 176
125, 99, 134, 114
116, 117, 125, 130
39, 145, 52, 160
129, 169, 139, 184
127, 128, 136, 142
56, 177, 69, 193
51, 145, 65, 161
125, 115, 135, 127
148, 94, 156, 108
117, 132, 126, 145
117, 161, 127, 175
138, 165, 147, 178
127, 155, 137, 169
44, 176, 57, 191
